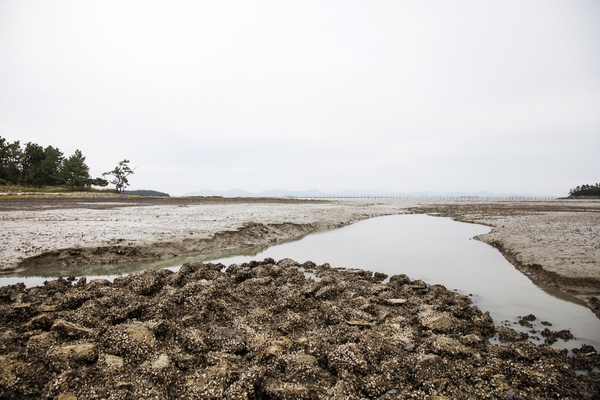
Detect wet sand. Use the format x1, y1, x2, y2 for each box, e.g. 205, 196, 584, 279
1, 195, 599, 317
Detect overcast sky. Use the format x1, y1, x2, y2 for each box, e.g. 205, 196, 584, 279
1, 0, 599, 196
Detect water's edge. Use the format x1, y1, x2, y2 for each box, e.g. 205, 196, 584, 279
2, 213, 599, 350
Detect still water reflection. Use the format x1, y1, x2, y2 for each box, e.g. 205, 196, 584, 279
2, 214, 599, 349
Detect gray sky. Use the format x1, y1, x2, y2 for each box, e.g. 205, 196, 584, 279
1, 0, 599, 196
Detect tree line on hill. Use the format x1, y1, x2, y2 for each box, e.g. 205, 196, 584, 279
569, 183, 600, 197
123, 190, 169, 197
0, 136, 134, 192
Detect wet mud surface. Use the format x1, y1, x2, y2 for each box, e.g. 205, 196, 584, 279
17, 222, 316, 272
1, 196, 403, 274
2, 196, 599, 319
409, 201, 600, 319
0, 195, 320, 212
1, 259, 599, 399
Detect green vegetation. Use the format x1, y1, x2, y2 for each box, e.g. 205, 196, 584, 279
1, 136, 107, 189
123, 189, 169, 197
102, 159, 135, 193
1, 136, 144, 194
0, 139, 167, 196
569, 183, 600, 197
0, 184, 116, 194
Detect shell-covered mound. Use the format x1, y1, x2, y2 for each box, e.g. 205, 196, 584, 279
0, 259, 599, 399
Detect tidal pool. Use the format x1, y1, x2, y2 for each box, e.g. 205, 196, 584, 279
3, 214, 599, 350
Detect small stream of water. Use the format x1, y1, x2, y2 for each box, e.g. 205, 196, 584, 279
3, 214, 599, 350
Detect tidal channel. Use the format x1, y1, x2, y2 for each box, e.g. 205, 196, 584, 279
3, 214, 599, 350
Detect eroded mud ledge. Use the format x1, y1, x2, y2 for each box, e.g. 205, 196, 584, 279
1, 259, 598, 398
15, 222, 319, 273
409, 201, 600, 319
477, 238, 600, 319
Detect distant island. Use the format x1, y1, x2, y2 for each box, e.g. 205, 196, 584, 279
123, 189, 169, 197
568, 183, 600, 197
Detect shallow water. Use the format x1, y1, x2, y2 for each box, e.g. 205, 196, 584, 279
3, 214, 599, 350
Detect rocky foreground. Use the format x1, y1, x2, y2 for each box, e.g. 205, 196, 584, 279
1, 259, 599, 399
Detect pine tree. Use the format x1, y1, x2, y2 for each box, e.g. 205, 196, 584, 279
103, 159, 135, 193
0, 137, 22, 185
19, 142, 45, 186
62, 149, 92, 187
40, 146, 65, 186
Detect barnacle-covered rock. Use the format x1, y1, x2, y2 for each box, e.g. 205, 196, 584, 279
497, 326, 528, 342
0, 258, 597, 399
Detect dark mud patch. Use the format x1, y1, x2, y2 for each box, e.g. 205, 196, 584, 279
14, 222, 316, 274
409, 202, 600, 221
1, 259, 599, 399
0, 195, 323, 212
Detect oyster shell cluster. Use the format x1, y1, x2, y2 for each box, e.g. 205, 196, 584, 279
0, 258, 598, 399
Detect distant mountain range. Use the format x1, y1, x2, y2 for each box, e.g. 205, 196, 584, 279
184, 188, 554, 198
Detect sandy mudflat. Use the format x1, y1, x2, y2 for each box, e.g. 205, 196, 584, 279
0, 196, 411, 273
1, 195, 599, 316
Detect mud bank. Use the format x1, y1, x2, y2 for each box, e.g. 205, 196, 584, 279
480, 239, 600, 319
1, 259, 599, 399
1, 197, 407, 273
17, 222, 316, 273
410, 200, 600, 319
